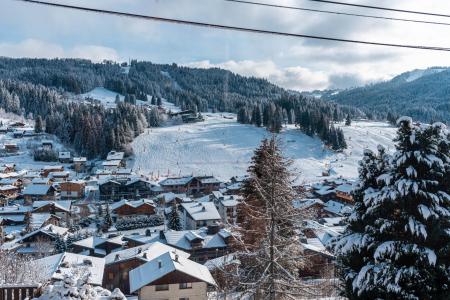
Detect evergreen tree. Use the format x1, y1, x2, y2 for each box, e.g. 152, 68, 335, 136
235, 136, 306, 299
167, 202, 182, 231
334, 117, 450, 299
34, 115, 43, 133
157, 96, 162, 106
54, 234, 67, 253
345, 114, 352, 126
104, 203, 113, 230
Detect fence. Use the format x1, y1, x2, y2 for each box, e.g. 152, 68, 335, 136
0, 285, 40, 300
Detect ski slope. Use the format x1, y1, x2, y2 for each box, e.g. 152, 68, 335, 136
130, 111, 397, 183
79, 87, 149, 108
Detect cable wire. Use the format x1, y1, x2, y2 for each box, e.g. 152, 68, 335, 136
305, 0, 450, 18
224, 0, 450, 26
14, 0, 450, 52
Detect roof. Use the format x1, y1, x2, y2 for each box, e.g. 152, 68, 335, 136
49, 171, 70, 178
31, 177, 52, 184
43, 165, 63, 170
301, 238, 334, 257
293, 198, 324, 209
336, 184, 353, 194
29, 213, 59, 230
23, 184, 54, 195
106, 151, 124, 161
129, 251, 216, 292
159, 176, 193, 186
105, 241, 189, 265
58, 152, 71, 159
102, 160, 121, 167
33, 200, 72, 213
181, 202, 221, 221
0, 184, 18, 191
73, 157, 87, 162
35, 252, 105, 286
18, 224, 68, 242
110, 199, 155, 211
324, 200, 353, 216
0, 205, 32, 214
72, 235, 124, 250
164, 228, 228, 251
197, 176, 221, 184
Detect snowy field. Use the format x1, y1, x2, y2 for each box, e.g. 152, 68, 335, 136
78, 87, 149, 108
130, 111, 397, 183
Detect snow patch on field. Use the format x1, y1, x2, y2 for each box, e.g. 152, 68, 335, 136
131, 109, 397, 183
80, 87, 123, 108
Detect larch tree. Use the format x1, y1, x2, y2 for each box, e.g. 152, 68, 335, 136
234, 136, 309, 299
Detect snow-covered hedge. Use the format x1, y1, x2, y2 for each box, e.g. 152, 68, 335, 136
115, 215, 163, 231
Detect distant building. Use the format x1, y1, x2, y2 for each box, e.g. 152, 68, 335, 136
60, 180, 85, 199
41, 165, 64, 177
23, 184, 57, 204
180, 202, 221, 230
58, 151, 72, 163
72, 235, 125, 257
211, 191, 240, 225
159, 176, 221, 195
14, 224, 68, 256
110, 199, 156, 221
99, 176, 157, 202
335, 184, 354, 203
73, 157, 88, 173
4, 143, 19, 153
32, 200, 72, 224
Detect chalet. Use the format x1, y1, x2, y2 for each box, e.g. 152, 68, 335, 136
73, 157, 88, 173
14, 224, 68, 255
102, 160, 122, 171
110, 199, 156, 221
211, 191, 240, 225
23, 184, 57, 204
129, 250, 216, 300
335, 184, 354, 203
0, 185, 19, 199
0, 177, 23, 191
156, 192, 191, 208
0, 163, 16, 173
28, 213, 61, 231
4, 143, 19, 153
32, 200, 72, 223
41, 165, 64, 177
41, 140, 53, 150
293, 198, 326, 218
60, 180, 85, 199
58, 151, 72, 163
31, 177, 54, 185
323, 200, 353, 217
72, 235, 125, 257
49, 171, 70, 182
103, 242, 189, 294
0, 205, 31, 239
106, 150, 126, 168
36, 252, 105, 286
9, 121, 26, 128
180, 202, 221, 230
99, 176, 155, 201
159, 176, 221, 195
300, 238, 335, 278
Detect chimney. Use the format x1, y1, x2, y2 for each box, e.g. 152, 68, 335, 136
159, 230, 165, 240
142, 252, 148, 259
115, 254, 120, 261
174, 253, 179, 262
158, 260, 162, 269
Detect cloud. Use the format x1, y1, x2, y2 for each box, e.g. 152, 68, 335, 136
186, 60, 329, 91
0, 39, 120, 62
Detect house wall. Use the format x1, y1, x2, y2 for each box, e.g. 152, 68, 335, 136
113, 204, 155, 217
103, 258, 145, 294
138, 282, 208, 300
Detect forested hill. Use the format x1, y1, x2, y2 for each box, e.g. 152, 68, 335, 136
0, 57, 362, 151
323, 67, 450, 123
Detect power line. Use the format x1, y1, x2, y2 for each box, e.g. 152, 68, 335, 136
224, 0, 450, 26
305, 0, 450, 19
14, 0, 450, 52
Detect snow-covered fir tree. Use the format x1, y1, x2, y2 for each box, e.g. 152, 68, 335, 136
167, 202, 183, 231
334, 117, 450, 299
234, 136, 307, 299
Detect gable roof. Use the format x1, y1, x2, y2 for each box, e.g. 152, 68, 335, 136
129, 251, 216, 293
33, 200, 72, 213
160, 176, 193, 186
110, 199, 155, 211
72, 235, 124, 250
19, 224, 68, 242
181, 202, 221, 221
23, 184, 54, 195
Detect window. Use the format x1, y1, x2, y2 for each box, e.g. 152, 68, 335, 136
155, 284, 169, 291
179, 282, 192, 289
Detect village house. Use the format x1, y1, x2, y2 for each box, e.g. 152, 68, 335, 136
49, 171, 70, 182
129, 250, 216, 300
0, 163, 16, 174
0, 185, 19, 200
41, 165, 64, 177
335, 183, 354, 203
0, 205, 32, 240
0, 177, 23, 191
180, 202, 221, 230
103, 242, 189, 294
4, 143, 19, 153
32, 200, 72, 224
23, 184, 57, 204
156, 192, 191, 208
211, 191, 240, 225
102, 160, 122, 171
106, 150, 126, 168
160, 176, 221, 195
28, 212, 61, 231
73, 156, 88, 173
58, 151, 72, 163
31, 177, 54, 185
13, 224, 68, 255
99, 176, 156, 202
60, 180, 85, 199
72, 235, 125, 257
110, 199, 156, 221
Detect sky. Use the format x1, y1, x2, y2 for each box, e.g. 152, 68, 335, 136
2, 0, 450, 91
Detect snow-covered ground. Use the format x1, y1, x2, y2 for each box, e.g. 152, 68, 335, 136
78, 87, 150, 108
130, 109, 397, 183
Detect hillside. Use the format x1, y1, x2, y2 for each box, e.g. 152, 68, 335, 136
324, 67, 450, 123
130, 104, 397, 183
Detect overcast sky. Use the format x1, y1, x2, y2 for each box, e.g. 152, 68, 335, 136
2, 0, 450, 91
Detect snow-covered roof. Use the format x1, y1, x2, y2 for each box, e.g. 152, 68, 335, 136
197, 176, 221, 184
301, 238, 334, 257
164, 228, 228, 250
32, 177, 52, 184
110, 199, 155, 211
73, 157, 87, 163
129, 251, 216, 292
293, 198, 324, 209
336, 184, 353, 194
49, 171, 70, 178
0, 205, 32, 214
102, 160, 121, 167
29, 213, 59, 230
181, 202, 221, 221
159, 176, 193, 186
18, 224, 68, 242
105, 241, 189, 265
0, 184, 18, 191
73, 235, 124, 250
43, 165, 64, 170
324, 200, 353, 216
0, 178, 21, 185
33, 200, 72, 212
106, 151, 124, 161
35, 252, 105, 286
58, 152, 71, 159
23, 184, 54, 195
204, 254, 238, 271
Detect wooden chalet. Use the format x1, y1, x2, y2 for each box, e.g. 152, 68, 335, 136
60, 180, 85, 199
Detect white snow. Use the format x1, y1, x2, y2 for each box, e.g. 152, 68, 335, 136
80, 87, 124, 109
131, 109, 396, 183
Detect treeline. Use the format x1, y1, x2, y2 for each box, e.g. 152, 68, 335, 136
0, 80, 161, 158
237, 95, 348, 150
